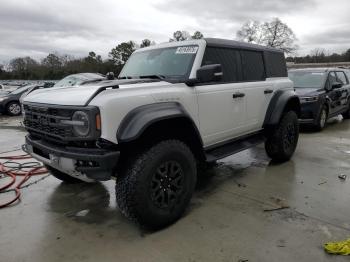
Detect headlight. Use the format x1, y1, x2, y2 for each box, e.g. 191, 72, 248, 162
300, 96, 318, 103
71, 111, 90, 136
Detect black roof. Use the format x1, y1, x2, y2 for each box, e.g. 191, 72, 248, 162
204, 38, 284, 53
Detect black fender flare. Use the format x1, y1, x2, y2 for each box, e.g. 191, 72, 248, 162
263, 89, 301, 126
117, 102, 203, 144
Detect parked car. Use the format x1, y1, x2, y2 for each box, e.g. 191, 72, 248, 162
0, 84, 35, 116
288, 68, 350, 130
19, 82, 55, 104
22, 38, 300, 228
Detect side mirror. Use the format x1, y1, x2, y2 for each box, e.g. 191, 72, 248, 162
197, 64, 223, 83
185, 64, 223, 86
332, 82, 343, 89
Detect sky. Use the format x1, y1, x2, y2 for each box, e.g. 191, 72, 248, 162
0, 0, 349, 63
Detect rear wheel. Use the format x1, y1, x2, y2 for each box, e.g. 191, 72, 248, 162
315, 105, 328, 131
45, 165, 84, 184
6, 101, 21, 116
265, 111, 299, 162
116, 140, 197, 229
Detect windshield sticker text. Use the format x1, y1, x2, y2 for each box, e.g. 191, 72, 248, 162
175, 46, 198, 54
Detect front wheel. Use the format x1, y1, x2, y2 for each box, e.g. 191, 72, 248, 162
315, 105, 328, 131
265, 111, 299, 163
6, 101, 21, 116
116, 140, 197, 229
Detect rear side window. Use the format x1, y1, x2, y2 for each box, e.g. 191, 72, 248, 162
264, 51, 287, 77
240, 50, 265, 81
202, 47, 241, 82
328, 72, 337, 87
336, 71, 348, 84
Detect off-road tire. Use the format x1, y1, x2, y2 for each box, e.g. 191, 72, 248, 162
6, 101, 21, 116
265, 111, 299, 163
315, 105, 328, 131
116, 140, 197, 229
45, 165, 84, 184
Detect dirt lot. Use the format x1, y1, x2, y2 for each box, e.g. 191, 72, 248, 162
1, 115, 350, 262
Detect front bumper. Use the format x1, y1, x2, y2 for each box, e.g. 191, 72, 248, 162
299, 101, 321, 125
23, 136, 120, 181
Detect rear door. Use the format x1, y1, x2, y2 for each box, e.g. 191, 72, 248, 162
239, 50, 277, 133
195, 47, 246, 147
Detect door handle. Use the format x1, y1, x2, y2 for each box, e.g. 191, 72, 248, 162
264, 89, 273, 94
232, 92, 245, 98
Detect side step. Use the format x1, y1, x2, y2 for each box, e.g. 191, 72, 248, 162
205, 133, 266, 162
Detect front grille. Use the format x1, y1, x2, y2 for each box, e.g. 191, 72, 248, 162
23, 104, 74, 142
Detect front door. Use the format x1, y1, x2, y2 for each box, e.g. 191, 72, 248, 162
196, 83, 246, 147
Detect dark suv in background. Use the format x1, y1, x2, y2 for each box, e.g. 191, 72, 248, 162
288, 68, 350, 130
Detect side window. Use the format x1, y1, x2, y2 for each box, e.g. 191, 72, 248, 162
240, 50, 266, 81
264, 51, 287, 77
329, 72, 337, 85
336, 71, 348, 84
201, 47, 241, 82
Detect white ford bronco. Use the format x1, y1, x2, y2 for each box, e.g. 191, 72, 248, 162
22, 38, 300, 228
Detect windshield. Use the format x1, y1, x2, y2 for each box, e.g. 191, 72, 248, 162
288, 71, 326, 88
54, 76, 87, 87
119, 46, 198, 80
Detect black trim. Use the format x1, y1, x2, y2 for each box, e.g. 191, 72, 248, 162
25, 135, 119, 180
263, 89, 300, 126
117, 102, 203, 144
204, 131, 265, 162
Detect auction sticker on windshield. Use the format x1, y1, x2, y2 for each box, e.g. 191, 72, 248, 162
176, 46, 198, 54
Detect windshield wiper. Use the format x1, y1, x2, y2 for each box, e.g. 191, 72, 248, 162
138, 75, 166, 80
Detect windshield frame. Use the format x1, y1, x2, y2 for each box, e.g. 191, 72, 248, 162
119, 45, 199, 83
288, 70, 327, 89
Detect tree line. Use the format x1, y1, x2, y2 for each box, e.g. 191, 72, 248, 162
1, 20, 349, 80
286, 48, 350, 64
0, 30, 204, 80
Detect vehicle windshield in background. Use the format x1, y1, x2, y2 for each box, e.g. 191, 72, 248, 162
54, 76, 87, 87
10, 85, 33, 95
288, 71, 326, 88
119, 46, 198, 80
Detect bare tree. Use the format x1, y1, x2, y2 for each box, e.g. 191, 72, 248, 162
236, 18, 298, 54
262, 18, 298, 53
170, 31, 191, 42
192, 31, 204, 39
140, 39, 151, 48
236, 20, 263, 44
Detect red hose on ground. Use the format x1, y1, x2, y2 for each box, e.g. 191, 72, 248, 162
0, 154, 48, 208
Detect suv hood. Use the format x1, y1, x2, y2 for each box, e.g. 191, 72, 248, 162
23, 79, 166, 106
